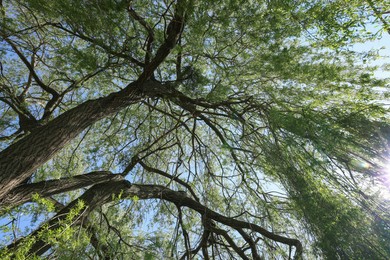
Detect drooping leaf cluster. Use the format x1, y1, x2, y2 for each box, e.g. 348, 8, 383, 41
0, 0, 389, 259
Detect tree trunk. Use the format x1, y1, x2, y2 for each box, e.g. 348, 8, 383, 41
0, 82, 143, 201
0, 0, 186, 202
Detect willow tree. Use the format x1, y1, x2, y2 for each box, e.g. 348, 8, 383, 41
0, 0, 389, 259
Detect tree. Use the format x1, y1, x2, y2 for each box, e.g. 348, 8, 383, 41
0, 0, 389, 259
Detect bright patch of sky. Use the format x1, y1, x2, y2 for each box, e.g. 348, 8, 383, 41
353, 27, 390, 79
1, 19, 389, 250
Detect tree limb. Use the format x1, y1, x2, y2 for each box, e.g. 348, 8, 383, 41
6, 179, 303, 259
0, 171, 120, 211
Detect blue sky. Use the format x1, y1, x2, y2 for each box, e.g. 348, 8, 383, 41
353, 28, 390, 79
1, 17, 389, 252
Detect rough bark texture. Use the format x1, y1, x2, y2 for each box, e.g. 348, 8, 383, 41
128, 183, 303, 259
0, 83, 143, 201
10, 179, 302, 259
0, 0, 187, 201
8, 177, 125, 256
0, 171, 117, 210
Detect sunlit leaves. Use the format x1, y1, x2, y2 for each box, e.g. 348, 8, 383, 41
1, 0, 389, 259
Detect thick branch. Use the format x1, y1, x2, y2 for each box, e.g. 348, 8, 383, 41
7, 180, 302, 259
6, 179, 126, 256
120, 183, 303, 259
0, 81, 142, 200
0, 2, 189, 200
0, 171, 118, 211
138, 0, 187, 81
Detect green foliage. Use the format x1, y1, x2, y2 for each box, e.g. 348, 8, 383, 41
31, 193, 55, 213
0, 0, 389, 259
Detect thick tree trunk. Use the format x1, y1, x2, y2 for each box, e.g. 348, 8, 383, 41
0, 0, 186, 201
0, 83, 143, 201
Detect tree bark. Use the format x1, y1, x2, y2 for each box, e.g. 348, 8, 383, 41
7, 179, 127, 257
0, 83, 143, 201
0, 171, 119, 211
0, 0, 187, 202
8, 179, 302, 259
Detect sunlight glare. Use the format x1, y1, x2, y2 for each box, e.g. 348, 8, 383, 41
384, 160, 390, 186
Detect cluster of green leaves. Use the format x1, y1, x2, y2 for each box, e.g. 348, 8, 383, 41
1, 0, 389, 259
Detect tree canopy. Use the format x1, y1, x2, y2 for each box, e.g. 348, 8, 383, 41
0, 0, 389, 259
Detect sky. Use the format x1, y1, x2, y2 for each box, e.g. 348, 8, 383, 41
353, 26, 390, 79
0, 14, 389, 253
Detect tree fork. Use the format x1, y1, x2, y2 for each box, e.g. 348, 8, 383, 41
0, 0, 188, 202
7, 180, 303, 259
0, 171, 119, 211
0, 83, 143, 201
